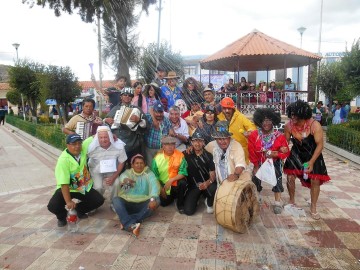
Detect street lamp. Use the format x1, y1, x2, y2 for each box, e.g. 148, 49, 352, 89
12, 43, 25, 120
297, 27, 306, 48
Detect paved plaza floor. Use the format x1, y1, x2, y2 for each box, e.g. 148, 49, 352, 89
0, 124, 360, 270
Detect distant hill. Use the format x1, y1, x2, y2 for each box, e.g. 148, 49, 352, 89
0, 64, 11, 82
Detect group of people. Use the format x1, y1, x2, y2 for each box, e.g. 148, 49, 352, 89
47, 68, 331, 237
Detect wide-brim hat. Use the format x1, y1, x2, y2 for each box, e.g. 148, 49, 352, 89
165, 71, 180, 80
211, 121, 233, 138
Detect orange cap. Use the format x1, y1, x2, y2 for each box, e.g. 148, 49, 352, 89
220, 97, 235, 109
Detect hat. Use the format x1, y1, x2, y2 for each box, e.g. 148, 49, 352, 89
161, 135, 177, 144
130, 154, 145, 164
211, 121, 232, 138
191, 132, 204, 141
66, 133, 82, 144
121, 87, 134, 97
220, 97, 235, 109
205, 104, 216, 113
153, 100, 164, 112
203, 87, 214, 93
165, 71, 180, 80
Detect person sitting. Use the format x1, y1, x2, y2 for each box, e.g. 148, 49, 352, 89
183, 102, 204, 136
167, 105, 190, 152
183, 132, 216, 215
112, 154, 160, 237
205, 121, 251, 184
202, 86, 221, 113
224, 78, 236, 92
151, 136, 188, 214
87, 126, 127, 198
195, 105, 218, 145
47, 134, 105, 227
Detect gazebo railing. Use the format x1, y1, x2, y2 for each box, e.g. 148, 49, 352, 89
215, 90, 309, 115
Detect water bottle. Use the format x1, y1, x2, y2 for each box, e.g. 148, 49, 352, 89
67, 208, 78, 233
303, 163, 309, 180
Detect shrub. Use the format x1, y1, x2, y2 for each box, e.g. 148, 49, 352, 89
327, 120, 360, 155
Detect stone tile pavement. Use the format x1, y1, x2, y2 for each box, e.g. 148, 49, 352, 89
1, 125, 360, 269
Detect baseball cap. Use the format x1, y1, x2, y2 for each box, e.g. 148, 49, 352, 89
66, 133, 82, 144
153, 100, 164, 112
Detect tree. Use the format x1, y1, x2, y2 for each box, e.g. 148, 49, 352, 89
312, 62, 344, 107
136, 41, 185, 83
24, 0, 156, 81
341, 38, 360, 97
6, 90, 22, 106
8, 60, 45, 116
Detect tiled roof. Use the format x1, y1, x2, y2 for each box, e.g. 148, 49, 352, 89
200, 29, 321, 71
79, 80, 117, 90
0, 82, 10, 91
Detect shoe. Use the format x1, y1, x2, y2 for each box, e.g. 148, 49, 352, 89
57, 219, 67, 227
311, 212, 321, 220
178, 208, 185, 214
130, 223, 141, 237
77, 212, 88, 219
204, 199, 214, 214
273, 205, 282, 215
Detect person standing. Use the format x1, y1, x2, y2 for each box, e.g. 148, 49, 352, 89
152, 65, 167, 87
151, 136, 188, 213
131, 81, 148, 114
0, 106, 6, 125
47, 134, 105, 227
248, 108, 290, 214
183, 132, 216, 215
106, 76, 127, 110
160, 71, 182, 110
283, 100, 331, 220
217, 97, 256, 163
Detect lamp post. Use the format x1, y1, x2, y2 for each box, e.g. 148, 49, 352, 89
297, 27, 306, 48
12, 43, 25, 120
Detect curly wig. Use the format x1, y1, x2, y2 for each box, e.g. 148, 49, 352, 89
253, 108, 281, 127
286, 100, 312, 120
183, 77, 202, 91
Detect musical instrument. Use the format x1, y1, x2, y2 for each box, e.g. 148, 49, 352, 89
214, 175, 259, 233
111, 106, 141, 131
76, 121, 101, 139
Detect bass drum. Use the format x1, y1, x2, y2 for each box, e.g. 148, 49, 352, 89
214, 175, 259, 233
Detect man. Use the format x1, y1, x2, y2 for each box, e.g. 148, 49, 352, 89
144, 100, 172, 166
104, 87, 147, 162
224, 78, 236, 92
112, 154, 160, 237
284, 78, 296, 103
106, 75, 127, 110
202, 86, 221, 113
312, 101, 325, 125
151, 136, 188, 213
0, 106, 6, 125
47, 134, 105, 227
205, 121, 251, 184
160, 71, 182, 110
87, 126, 127, 197
63, 98, 103, 137
217, 97, 256, 163
152, 65, 167, 87
183, 132, 216, 215
183, 102, 204, 136
167, 105, 189, 152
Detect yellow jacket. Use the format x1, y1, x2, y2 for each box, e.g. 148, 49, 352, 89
218, 109, 256, 162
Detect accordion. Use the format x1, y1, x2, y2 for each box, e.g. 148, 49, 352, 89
76, 121, 102, 139
111, 106, 141, 131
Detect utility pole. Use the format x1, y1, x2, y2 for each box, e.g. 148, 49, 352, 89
97, 11, 103, 116
12, 43, 25, 121
156, 0, 162, 69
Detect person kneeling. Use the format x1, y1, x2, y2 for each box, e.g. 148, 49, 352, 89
112, 154, 160, 237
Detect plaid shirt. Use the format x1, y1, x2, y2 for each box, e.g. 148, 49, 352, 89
145, 114, 172, 149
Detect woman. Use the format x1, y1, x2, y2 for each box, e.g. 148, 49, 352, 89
131, 81, 147, 113
332, 103, 345, 124
181, 77, 204, 109
248, 108, 290, 214
283, 100, 331, 220
239, 77, 249, 90
112, 154, 160, 237
194, 105, 218, 145
143, 83, 161, 111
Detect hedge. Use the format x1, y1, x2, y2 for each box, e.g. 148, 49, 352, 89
6, 115, 66, 150
326, 120, 360, 155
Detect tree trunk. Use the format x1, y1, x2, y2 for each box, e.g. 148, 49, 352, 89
116, 21, 131, 85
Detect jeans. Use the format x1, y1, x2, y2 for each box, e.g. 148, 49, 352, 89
112, 197, 154, 230
183, 182, 217, 216
47, 188, 105, 220
160, 179, 187, 209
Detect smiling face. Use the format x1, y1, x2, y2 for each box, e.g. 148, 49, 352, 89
169, 109, 180, 123
203, 91, 214, 102
191, 139, 204, 151
148, 87, 155, 97
215, 137, 231, 151
261, 118, 273, 133
134, 84, 142, 96
131, 157, 146, 173
98, 131, 111, 149
121, 94, 132, 105
222, 107, 234, 121
67, 140, 82, 156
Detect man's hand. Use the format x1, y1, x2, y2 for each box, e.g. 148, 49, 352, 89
129, 114, 140, 123
160, 187, 167, 199
164, 179, 172, 191
198, 180, 211, 190
169, 129, 176, 137
148, 200, 157, 210
227, 174, 239, 182
104, 117, 114, 125
66, 200, 76, 210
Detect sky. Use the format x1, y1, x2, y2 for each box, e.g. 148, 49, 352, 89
0, 0, 359, 81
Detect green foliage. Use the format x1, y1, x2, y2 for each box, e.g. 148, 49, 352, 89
342, 39, 360, 97
6, 90, 22, 105
136, 41, 185, 83
6, 115, 66, 150
327, 120, 360, 155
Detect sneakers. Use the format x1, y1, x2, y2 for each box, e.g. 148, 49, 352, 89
204, 198, 214, 214
129, 223, 141, 237
57, 219, 67, 227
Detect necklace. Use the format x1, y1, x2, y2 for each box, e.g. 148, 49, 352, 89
291, 119, 310, 138
258, 129, 277, 151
